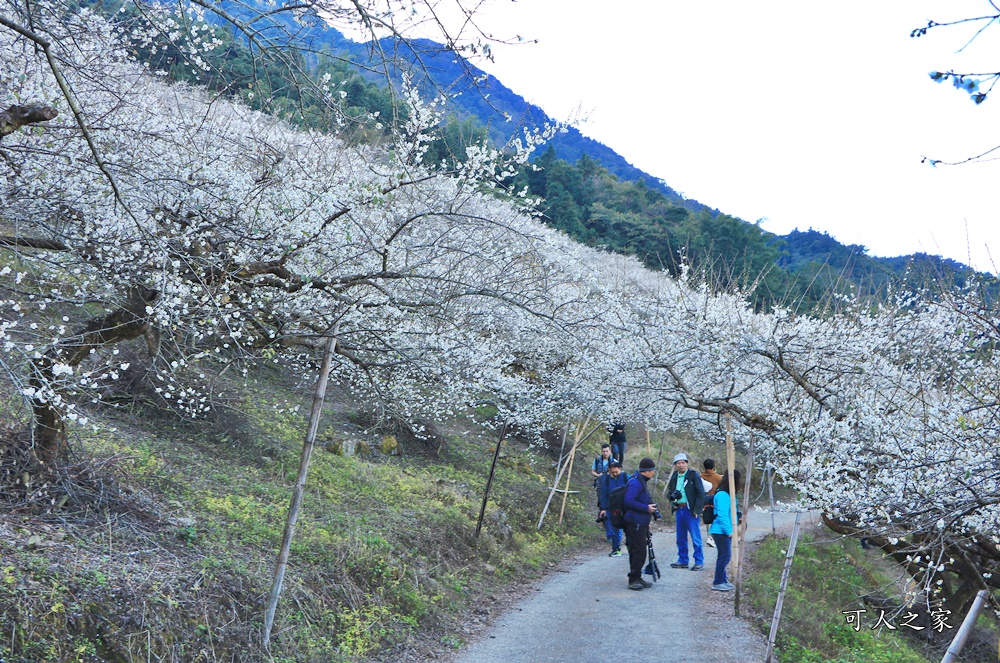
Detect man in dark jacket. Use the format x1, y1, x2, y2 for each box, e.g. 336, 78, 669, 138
666, 452, 707, 571
609, 422, 627, 464
598, 460, 629, 557
623, 457, 659, 590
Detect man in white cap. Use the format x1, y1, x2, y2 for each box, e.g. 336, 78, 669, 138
666, 452, 707, 571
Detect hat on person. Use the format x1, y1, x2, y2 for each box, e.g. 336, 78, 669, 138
609, 460, 621, 468
673, 453, 689, 464
638, 458, 656, 471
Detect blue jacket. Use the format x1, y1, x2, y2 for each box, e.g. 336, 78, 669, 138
598, 472, 630, 510
709, 491, 736, 536
623, 474, 654, 526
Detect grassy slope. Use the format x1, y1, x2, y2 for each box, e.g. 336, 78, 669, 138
743, 531, 999, 663
0, 363, 599, 662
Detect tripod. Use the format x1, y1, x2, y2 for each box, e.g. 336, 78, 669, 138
644, 528, 661, 581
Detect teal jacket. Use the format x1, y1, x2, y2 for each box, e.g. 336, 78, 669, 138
709, 491, 736, 536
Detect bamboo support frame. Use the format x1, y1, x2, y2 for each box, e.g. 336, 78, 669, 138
263, 336, 336, 648
764, 512, 802, 663
537, 419, 601, 530
725, 414, 738, 580
940, 589, 990, 663
734, 432, 755, 616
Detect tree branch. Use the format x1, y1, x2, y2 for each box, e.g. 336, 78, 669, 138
0, 104, 57, 140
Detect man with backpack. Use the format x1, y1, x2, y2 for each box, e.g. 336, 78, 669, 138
623, 457, 659, 590
591, 443, 613, 511
598, 460, 629, 557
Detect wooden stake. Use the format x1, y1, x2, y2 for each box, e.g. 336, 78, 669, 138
764, 512, 802, 663
475, 422, 509, 538
263, 336, 336, 648
940, 590, 990, 663
735, 432, 755, 616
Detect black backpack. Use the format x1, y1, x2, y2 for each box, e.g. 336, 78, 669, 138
703, 500, 741, 527
607, 480, 629, 529
703, 503, 716, 525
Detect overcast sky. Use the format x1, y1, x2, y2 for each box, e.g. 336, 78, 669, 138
461, 1, 1000, 273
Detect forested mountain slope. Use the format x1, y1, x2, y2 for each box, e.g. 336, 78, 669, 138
105, 0, 997, 309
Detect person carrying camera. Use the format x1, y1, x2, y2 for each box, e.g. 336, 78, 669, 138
623, 457, 659, 590
666, 453, 707, 571
597, 460, 629, 557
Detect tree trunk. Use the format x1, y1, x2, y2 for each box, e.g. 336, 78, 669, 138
30, 286, 158, 465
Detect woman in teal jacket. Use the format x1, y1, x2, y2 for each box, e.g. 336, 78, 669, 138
709, 470, 740, 591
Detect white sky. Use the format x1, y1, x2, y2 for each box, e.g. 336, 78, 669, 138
461, 1, 1000, 272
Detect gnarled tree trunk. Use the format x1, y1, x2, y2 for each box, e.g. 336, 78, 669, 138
29, 286, 158, 466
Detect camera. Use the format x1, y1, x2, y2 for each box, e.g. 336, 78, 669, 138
595, 513, 607, 524
668, 490, 682, 502
652, 509, 663, 521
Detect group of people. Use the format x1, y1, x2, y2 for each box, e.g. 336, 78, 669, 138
592, 424, 742, 593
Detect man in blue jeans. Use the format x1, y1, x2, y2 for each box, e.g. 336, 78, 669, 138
666, 453, 707, 571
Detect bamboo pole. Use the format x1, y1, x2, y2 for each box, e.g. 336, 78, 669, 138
475, 422, 509, 538
536, 421, 601, 530
725, 414, 738, 580
263, 336, 336, 648
764, 512, 802, 663
653, 433, 666, 488
735, 432, 755, 616
940, 589, 990, 663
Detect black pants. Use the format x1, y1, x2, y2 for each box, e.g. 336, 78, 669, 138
624, 521, 649, 582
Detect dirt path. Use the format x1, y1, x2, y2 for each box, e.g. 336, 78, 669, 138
449, 508, 817, 663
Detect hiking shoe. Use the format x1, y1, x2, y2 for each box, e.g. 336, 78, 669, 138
705, 537, 716, 548
639, 579, 653, 588
609, 549, 622, 557
628, 581, 644, 591
712, 583, 734, 591
690, 564, 704, 571
669, 562, 687, 569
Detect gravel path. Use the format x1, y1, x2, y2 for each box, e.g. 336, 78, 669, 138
449, 508, 816, 663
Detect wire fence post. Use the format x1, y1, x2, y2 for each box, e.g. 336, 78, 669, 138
475, 422, 509, 538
